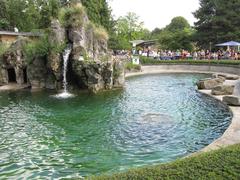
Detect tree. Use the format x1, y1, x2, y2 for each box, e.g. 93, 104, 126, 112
111, 12, 149, 50
38, 0, 60, 28
80, 0, 113, 32
194, 0, 240, 49
0, 1, 9, 30
1, 0, 60, 31
151, 16, 194, 51
166, 16, 190, 32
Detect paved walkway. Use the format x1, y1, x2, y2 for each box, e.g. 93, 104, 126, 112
0, 83, 30, 91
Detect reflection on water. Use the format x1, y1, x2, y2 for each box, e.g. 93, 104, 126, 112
0, 74, 232, 178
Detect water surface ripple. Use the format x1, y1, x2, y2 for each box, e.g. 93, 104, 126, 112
0, 74, 232, 178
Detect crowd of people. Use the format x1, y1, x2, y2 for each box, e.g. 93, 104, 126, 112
140, 49, 240, 60
114, 49, 240, 60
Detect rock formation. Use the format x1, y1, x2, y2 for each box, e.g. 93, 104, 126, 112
197, 74, 240, 106
47, 19, 66, 89
0, 3, 125, 93
0, 37, 29, 85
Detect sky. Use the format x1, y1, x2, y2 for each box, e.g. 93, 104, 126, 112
109, 0, 200, 31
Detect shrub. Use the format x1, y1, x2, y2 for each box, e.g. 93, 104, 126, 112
125, 62, 141, 71
90, 144, 240, 180
23, 32, 67, 64
23, 35, 50, 63
140, 56, 240, 65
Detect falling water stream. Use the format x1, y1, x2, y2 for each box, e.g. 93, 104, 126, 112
55, 45, 74, 98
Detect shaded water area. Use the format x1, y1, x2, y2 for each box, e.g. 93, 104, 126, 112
0, 74, 232, 179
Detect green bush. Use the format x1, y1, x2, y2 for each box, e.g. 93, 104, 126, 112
140, 56, 240, 65
23, 32, 66, 64
90, 144, 240, 179
23, 35, 50, 63
125, 62, 141, 71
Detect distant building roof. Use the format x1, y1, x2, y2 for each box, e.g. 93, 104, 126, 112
130, 39, 157, 47
0, 31, 42, 37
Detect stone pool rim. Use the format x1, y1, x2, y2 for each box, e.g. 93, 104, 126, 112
126, 65, 240, 153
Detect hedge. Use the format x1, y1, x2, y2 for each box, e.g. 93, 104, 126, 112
89, 144, 240, 180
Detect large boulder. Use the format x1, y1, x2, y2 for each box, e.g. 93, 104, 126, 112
72, 60, 105, 93
47, 19, 66, 82
113, 60, 125, 88
211, 85, 234, 95
223, 96, 240, 106
71, 58, 124, 93
27, 56, 48, 89
197, 78, 225, 90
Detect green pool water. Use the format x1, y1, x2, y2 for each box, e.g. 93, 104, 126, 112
0, 74, 232, 179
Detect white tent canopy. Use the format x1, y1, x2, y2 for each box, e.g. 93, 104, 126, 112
216, 41, 240, 51
216, 41, 240, 46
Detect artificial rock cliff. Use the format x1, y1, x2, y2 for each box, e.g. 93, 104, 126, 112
0, 3, 125, 93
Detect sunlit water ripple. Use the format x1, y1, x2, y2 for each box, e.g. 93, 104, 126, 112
0, 74, 232, 179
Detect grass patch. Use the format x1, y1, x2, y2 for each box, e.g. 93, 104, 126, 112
59, 3, 86, 28
90, 144, 240, 179
0, 42, 10, 56
99, 55, 110, 62
140, 56, 240, 66
94, 26, 109, 41
125, 62, 141, 71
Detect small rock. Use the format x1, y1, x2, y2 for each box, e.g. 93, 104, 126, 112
223, 96, 240, 106
211, 85, 234, 95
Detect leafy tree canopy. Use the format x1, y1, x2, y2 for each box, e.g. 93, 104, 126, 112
166, 16, 190, 32
0, 0, 60, 31
194, 0, 240, 49
151, 16, 194, 51
110, 12, 150, 50
0, 0, 113, 33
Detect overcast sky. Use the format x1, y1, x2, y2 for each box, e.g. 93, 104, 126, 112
109, 0, 200, 30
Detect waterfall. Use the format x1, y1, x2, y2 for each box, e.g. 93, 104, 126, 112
54, 45, 74, 98
62, 46, 72, 93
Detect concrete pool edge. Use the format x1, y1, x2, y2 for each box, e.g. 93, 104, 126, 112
125, 65, 240, 153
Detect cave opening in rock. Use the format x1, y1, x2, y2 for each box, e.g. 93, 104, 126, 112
7, 68, 17, 83
23, 68, 28, 83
